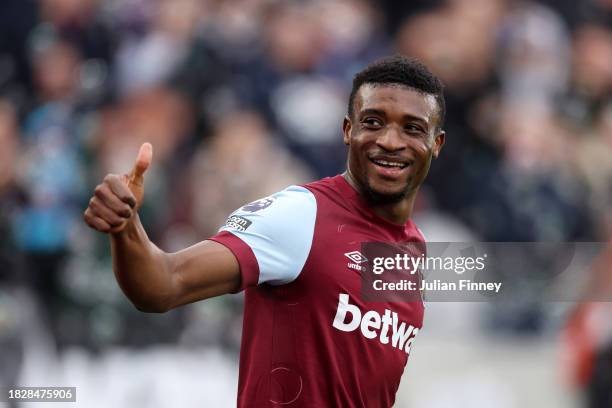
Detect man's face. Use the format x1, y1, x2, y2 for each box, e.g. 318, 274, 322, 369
343, 84, 445, 204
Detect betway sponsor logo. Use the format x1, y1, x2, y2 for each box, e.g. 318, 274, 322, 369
332, 294, 419, 355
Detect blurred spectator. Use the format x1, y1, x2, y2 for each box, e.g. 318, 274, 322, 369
396, 0, 502, 93
188, 110, 313, 238
0, 0, 38, 114
560, 24, 612, 128
36, 0, 115, 105
0, 100, 23, 284
115, 0, 203, 95
563, 243, 612, 408
39, 0, 108, 58
498, 0, 571, 104
12, 36, 90, 352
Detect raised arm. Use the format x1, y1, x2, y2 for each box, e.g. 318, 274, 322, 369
83, 143, 241, 313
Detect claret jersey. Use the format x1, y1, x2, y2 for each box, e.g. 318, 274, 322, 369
210, 175, 425, 407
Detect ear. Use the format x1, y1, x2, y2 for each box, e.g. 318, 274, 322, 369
432, 130, 445, 159
343, 115, 352, 146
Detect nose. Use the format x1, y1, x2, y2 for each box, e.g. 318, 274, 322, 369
376, 125, 405, 152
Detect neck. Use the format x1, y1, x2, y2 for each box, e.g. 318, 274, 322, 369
342, 171, 417, 225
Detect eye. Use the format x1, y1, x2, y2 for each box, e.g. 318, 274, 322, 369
362, 117, 383, 129
404, 124, 425, 134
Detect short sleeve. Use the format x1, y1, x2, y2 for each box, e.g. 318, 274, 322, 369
209, 185, 317, 291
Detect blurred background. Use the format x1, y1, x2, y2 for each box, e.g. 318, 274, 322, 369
0, 0, 611, 406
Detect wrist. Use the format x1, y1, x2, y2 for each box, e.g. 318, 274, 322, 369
111, 213, 141, 240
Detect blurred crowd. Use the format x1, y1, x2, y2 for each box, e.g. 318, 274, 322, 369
0, 0, 611, 406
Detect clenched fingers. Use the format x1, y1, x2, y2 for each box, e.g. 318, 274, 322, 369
88, 196, 126, 227
94, 183, 133, 218
83, 208, 113, 232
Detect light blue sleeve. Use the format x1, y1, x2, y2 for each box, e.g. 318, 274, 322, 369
218, 185, 317, 285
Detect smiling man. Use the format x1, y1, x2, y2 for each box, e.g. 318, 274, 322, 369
83, 55, 445, 407
344, 57, 445, 221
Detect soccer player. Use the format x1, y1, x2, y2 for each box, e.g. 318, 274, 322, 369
83, 55, 446, 407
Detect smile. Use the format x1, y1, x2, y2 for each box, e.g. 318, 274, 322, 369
369, 158, 410, 169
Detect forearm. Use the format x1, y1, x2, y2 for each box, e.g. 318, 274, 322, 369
110, 214, 174, 312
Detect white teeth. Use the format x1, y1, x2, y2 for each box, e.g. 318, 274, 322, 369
373, 159, 406, 168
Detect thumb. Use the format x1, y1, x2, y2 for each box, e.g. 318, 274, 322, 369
128, 142, 153, 187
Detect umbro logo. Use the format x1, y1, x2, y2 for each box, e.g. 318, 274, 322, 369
345, 251, 367, 271
344, 251, 368, 264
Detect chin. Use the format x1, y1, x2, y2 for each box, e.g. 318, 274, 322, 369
364, 180, 410, 205
370, 174, 411, 193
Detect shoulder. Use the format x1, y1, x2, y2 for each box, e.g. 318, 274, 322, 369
302, 176, 338, 194
215, 185, 318, 287
301, 175, 352, 209
231, 185, 316, 219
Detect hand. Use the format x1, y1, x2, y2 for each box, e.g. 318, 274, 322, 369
84, 143, 153, 233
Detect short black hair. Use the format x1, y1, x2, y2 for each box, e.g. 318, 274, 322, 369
348, 55, 446, 130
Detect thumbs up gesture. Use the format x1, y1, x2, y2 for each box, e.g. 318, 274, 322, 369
84, 143, 153, 233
